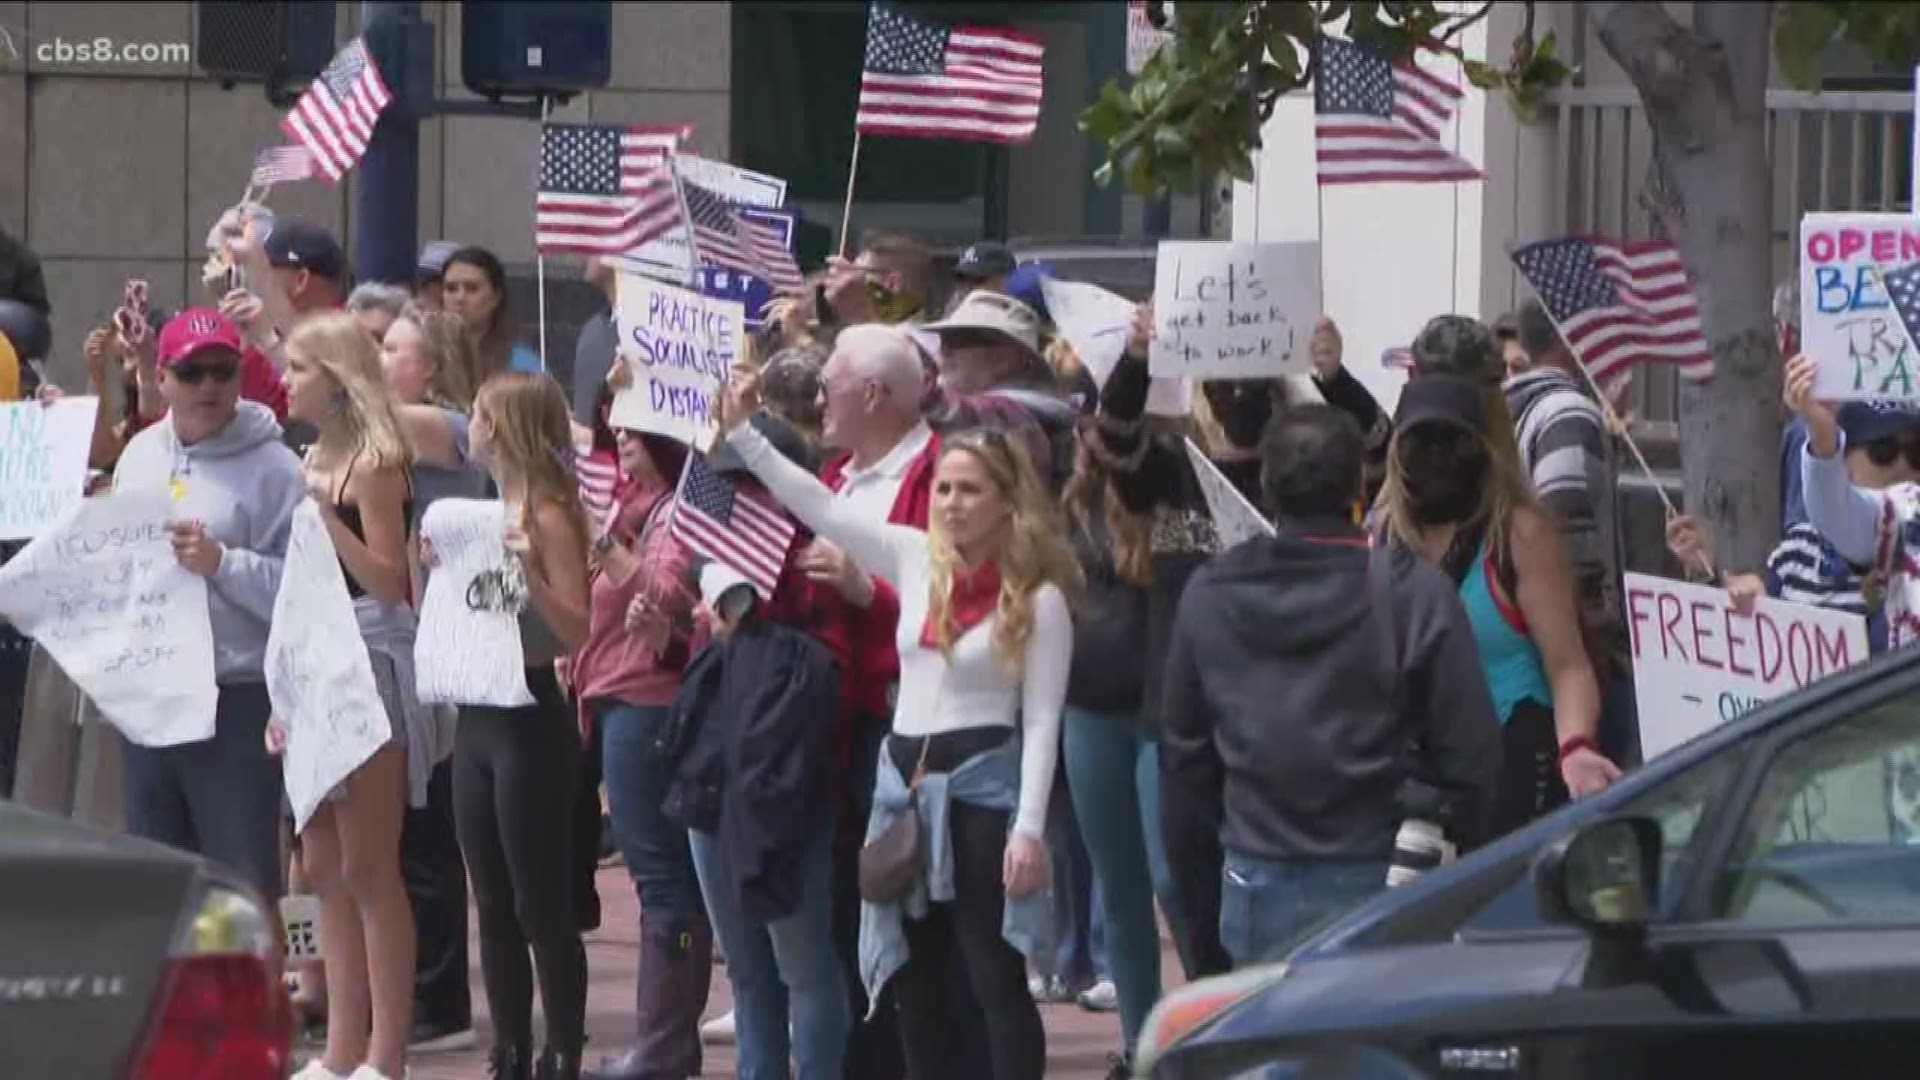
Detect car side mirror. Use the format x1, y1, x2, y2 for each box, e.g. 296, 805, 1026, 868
1535, 815, 1663, 937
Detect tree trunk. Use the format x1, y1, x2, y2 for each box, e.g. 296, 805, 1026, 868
1593, 1, 1782, 574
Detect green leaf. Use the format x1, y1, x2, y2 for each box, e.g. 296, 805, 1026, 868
1077, 81, 1137, 142
1533, 28, 1558, 63
1774, 4, 1841, 91
1461, 58, 1504, 91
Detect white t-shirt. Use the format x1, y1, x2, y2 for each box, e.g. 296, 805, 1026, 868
728, 423, 1070, 839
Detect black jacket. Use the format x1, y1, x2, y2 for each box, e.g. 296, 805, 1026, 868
1159, 522, 1501, 976
662, 618, 843, 923
1064, 486, 1149, 716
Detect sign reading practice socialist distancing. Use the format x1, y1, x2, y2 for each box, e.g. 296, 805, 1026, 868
1800, 213, 1920, 400
611, 272, 743, 447
1150, 241, 1319, 380
1626, 572, 1868, 759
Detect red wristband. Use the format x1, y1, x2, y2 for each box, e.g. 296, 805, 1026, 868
1558, 735, 1599, 764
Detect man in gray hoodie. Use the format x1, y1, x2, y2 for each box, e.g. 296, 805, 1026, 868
112, 307, 306, 900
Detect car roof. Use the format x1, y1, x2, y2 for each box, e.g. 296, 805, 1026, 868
0, 801, 204, 867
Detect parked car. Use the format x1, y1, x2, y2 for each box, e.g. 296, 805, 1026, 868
0, 803, 291, 1079
1136, 645, 1920, 1078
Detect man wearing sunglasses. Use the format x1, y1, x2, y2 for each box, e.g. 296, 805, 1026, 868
109, 307, 308, 903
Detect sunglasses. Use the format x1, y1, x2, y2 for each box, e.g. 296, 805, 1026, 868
170, 362, 239, 386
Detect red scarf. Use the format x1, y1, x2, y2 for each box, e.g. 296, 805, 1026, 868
920, 560, 1002, 650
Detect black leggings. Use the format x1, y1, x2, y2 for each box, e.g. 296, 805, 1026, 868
886, 730, 1045, 1080
1490, 699, 1571, 839
454, 667, 587, 1050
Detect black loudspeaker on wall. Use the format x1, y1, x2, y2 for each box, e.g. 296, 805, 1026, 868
197, 0, 339, 86
461, 0, 612, 101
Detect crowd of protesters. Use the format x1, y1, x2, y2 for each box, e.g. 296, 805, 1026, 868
11, 205, 1889, 1080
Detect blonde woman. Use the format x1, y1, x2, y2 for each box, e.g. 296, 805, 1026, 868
719, 369, 1077, 1080
448, 372, 592, 1080
279, 312, 441, 1080
1376, 376, 1618, 838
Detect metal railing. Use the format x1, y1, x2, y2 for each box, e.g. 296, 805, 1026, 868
1546, 86, 1915, 442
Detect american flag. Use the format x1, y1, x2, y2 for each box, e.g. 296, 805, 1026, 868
1510, 236, 1713, 391
1314, 36, 1481, 185
250, 145, 315, 188
679, 176, 805, 293
857, 2, 1046, 145
669, 454, 798, 601
535, 123, 688, 256
281, 39, 393, 184
1882, 261, 1920, 359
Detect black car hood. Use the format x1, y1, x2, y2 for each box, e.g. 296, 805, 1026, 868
0, 805, 201, 1080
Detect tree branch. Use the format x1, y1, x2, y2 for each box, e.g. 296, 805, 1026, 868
1436, 1, 1498, 44
1590, 1, 1695, 108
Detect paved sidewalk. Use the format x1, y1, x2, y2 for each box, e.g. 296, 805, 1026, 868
393, 866, 1169, 1079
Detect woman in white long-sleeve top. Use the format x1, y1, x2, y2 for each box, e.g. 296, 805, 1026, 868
718, 356, 1079, 1080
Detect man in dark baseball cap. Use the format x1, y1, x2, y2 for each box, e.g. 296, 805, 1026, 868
951, 240, 1015, 292
264, 220, 347, 304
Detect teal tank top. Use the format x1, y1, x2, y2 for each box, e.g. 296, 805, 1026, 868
1460, 540, 1553, 724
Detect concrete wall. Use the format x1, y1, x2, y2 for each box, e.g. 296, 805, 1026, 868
0, 1, 732, 389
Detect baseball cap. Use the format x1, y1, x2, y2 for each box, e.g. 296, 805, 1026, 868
1002, 263, 1055, 322
417, 240, 462, 278
1393, 374, 1487, 436
1838, 400, 1920, 448
925, 290, 1044, 362
157, 308, 244, 369
953, 241, 1015, 282
265, 220, 346, 282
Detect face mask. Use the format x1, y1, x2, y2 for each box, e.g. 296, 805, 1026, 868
868, 279, 922, 323
1206, 382, 1273, 448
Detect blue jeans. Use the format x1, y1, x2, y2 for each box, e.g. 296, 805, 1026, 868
691, 822, 849, 1080
1062, 709, 1181, 1048
120, 682, 284, 901
1219, 852, 1387, 969
1044, 775, 1107, 989
598, 702, 705, 920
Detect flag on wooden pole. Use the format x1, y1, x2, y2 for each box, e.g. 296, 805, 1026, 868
1510, 236, 1712, 391
1315, 36, 1481, 186
533, 123, 689, 257
856, 2, 1045, 145
281, 39, 393, 183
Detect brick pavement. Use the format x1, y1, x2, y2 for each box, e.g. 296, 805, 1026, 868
381, 866, 1165, 1079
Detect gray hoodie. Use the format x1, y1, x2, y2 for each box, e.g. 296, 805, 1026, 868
114, 401, 306, 684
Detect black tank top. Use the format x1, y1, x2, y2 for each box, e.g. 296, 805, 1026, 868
330, 450, 415, 601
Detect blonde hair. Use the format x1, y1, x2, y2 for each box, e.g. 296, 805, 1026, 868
1378, 410, 1537, 575
285, 311, 413, 472
473, 372, 591, 549
924, 430, 1082, 678
396, 303, 483, 410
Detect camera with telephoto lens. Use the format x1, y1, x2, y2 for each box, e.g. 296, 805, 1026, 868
1387, 777, 1461, 888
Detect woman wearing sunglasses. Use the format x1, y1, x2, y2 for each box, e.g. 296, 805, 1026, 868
110, 307, 309, 905
450, 372, 594, 1080
716, 366, 1078, 1080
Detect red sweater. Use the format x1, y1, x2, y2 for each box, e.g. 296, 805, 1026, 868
818, 431, 940, 723
241, 346, 289, 421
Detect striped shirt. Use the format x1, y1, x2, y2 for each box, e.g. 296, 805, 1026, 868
1766, 523, 1886, 653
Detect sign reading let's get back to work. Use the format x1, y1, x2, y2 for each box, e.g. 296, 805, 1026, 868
1150, 241, 1320, 381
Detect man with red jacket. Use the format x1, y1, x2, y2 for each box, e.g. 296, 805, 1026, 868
806, 323, 944, 1080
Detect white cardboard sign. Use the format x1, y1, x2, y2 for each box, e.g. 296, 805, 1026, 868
1041, 276, 1192, 415
1183, 438, 1274, 550
611, 155, 788, 284
0, 398, 98, 540
1625, 572, 1868, 759
1151, 241, 1320, 380
1799, 212, 1920, 400
610, 272, 740, 447
266, 502, 393, 832
414, 499, 534, 709
0, 489, 218, 746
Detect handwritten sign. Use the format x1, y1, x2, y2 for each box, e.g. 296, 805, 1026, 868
414, 499, 533, 708
1183, 438, 1274, 549
0, 489, 217, 746
0, 398, 97, 540
1151, 241, 1320, 380
1127, 0, 1173, 75
266, 502, 392, 832
1625, 572, 1868, 759
1800, 213, 1920, 400
610, 272, 741, 446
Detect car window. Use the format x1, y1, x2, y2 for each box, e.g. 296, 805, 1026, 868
1716, 690, 1920, 924
1461, 750, 1743, 933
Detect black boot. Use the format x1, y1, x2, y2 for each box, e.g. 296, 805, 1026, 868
488, 1044, 533, 1080
536, 1044, 584, 1080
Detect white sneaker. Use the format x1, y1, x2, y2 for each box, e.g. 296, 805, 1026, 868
347, 1068, 408, 1080
291, 1064, 348, 1080
701, 1008, 736, 1044
1077, 979, 1119, 1013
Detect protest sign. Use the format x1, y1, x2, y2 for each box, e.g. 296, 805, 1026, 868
610, 272, 741, 446
0, 489, 217, 746
266, 502, 393, 832
1799, 213, 1920, 400
0, 398, 97, 540
1151, 241, 1320, 380
697, 207, 798, 329
1625, 572, 1868, 759
1127, 0, 1173, 75
414, 499, 533, 708
1044, 278, 1136, 388
1184, 438, 1274, 549
614, 156, 788, 283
